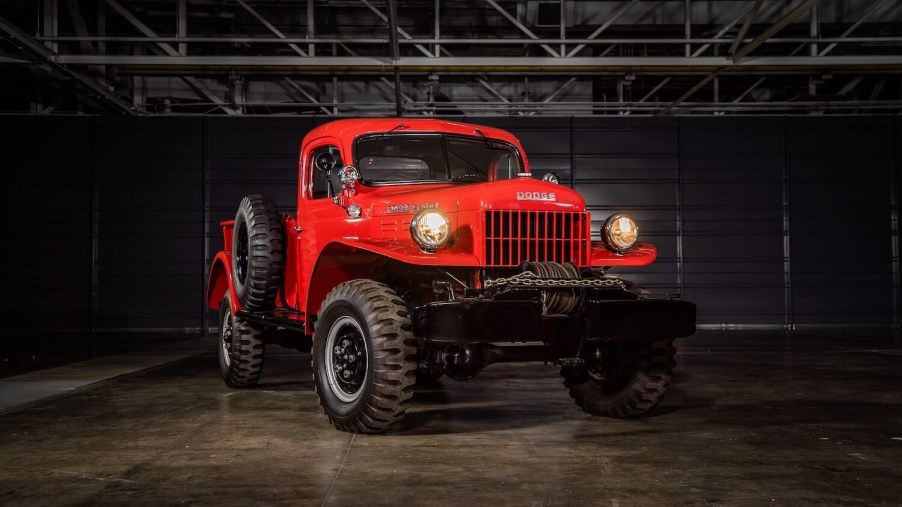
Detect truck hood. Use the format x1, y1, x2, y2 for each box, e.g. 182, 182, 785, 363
359, 177, 585, 218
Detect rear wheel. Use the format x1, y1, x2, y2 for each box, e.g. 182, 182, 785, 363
561, 339, 675, 418
218, 291, 265, 387
312, 280, 417, 433
232, 195, 285, 311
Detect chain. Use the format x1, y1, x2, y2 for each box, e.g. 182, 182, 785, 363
483, 271, 626, 290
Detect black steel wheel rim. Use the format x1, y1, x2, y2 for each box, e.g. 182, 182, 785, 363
586, 342, 635, 393
236, 222, 249, 284
325, 316, 368, 402
221, 307, 233, 367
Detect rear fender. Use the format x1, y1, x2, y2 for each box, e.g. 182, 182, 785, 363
207, 251, 239, 311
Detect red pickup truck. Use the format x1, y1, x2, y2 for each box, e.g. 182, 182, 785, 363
207, 118, 695, 433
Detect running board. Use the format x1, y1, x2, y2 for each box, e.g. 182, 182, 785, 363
235, 309, 307, 332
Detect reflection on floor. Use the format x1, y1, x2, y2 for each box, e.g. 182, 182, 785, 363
0, 329, 900, 505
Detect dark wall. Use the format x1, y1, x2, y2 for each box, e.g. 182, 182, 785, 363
2, 116, 898, 346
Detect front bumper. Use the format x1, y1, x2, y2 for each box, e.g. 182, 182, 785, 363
413, 292, 696, 343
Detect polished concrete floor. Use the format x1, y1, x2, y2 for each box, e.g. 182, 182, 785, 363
0, 330, 900, 505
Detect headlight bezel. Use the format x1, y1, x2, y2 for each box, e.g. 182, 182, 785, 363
602, 213, 639, 253
409, 209, 451, 252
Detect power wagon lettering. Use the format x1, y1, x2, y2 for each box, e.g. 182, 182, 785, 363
386, 202, 438, 214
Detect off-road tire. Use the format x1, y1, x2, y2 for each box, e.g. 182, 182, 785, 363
312, 280, 417, 434
219, 291, 265, 387
232, 195, 285, 311
561, 338, 675, 418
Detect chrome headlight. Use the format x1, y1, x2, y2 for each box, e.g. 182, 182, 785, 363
602, 213, 638, 252
410, 209, 450, 252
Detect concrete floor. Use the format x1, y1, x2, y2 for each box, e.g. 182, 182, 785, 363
0, 330, 900, 506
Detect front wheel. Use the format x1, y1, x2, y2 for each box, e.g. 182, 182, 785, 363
312, 280, 417, 433
561, 338, 675, 418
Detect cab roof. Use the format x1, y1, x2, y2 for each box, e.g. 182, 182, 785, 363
302, 118, 524, 150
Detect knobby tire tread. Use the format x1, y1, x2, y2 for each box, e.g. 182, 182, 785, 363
313, 280, 417, 434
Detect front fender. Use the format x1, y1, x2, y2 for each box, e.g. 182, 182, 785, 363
589, 241, 657, 267
328, 238, 481, 266
304, 239, 479, 331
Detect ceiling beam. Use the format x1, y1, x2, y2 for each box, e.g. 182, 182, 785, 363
566, 0, 639, 57
280, 77, 332, 115
64, 0, 93, 52
386, 0, 402, 116
337, 43, 415, 104
54, 55, 902, 70
641, 2, 761, 108
818, 0, 896, 57
661, 69, 723, 115
732, 0, 821, 62
728, 0, 764, 57
733, 77, 767, 102
484, 0, 559, 58
235, 0, 307, 57
358, 0, 433, 58
104, 0, 237, 115
476, 77, 510, 103
0, 14, 135, 114
838, 76, 865, 96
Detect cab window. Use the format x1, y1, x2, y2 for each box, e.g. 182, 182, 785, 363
310, 145, 343, 200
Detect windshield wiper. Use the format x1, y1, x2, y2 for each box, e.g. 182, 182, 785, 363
382, 123, 405, 136
450, 173, 485, 183
473, 128, 495, 148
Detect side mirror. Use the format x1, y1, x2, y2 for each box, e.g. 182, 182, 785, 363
314, 152, 337, 173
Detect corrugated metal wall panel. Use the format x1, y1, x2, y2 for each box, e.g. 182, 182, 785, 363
1, 117, 93, 334
896, 117, 902, 327
206, 117, 307, 221
679, 117, 787, 325
93, 117, 204, 330
787, 117, 895, 325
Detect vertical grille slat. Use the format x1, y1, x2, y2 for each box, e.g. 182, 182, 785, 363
484, 210, 588, 267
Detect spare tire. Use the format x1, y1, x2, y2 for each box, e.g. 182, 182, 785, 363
232, 195, 285, 311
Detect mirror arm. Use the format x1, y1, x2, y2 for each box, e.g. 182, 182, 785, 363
326, 170, 337, 203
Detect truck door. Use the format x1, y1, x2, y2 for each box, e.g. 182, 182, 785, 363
293, 141, 347, 311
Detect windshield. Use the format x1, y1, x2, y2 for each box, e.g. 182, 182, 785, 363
354, 133, 522, 184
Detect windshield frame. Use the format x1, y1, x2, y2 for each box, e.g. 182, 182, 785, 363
352, 132, 524, 186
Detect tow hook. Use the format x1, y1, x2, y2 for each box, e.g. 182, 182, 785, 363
432, 280, 455, 302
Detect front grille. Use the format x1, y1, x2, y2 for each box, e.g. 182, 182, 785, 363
484, 210, 589, 267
